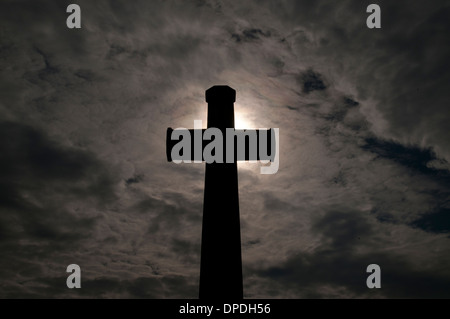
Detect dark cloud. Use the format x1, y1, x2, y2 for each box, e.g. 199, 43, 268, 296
171, 238, 201, 264
254, 208, 450, 298
125, 174, 144, 186
0, 120, 115, 221
0, 121, 118, 297
361, 3, 450, 158
323, 98, 360, 123
131, 192, 202, 266
362, 137, 450, 182
74, 69, 96, 82
411, 208, 450, 234
343, 97, 359, 107
33, 46, 58, 76
135, 192, 201, 225
298, 69, 327, 93
232, 28, 271, 43
312, 210, 373, 251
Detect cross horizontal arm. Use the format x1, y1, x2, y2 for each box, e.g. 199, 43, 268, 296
166, 128, 276, 163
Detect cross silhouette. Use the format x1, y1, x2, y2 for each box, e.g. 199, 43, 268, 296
166, 86, 278, 299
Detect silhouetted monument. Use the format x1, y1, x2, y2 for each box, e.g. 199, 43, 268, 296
166, 86, 276, 299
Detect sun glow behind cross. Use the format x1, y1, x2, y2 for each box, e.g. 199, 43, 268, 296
234, 105, 255, 129
234, 104, 261, 172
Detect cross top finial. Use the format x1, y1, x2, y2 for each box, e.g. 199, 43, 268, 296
205, 85, 236, 103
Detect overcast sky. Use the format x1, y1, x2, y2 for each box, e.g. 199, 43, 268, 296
1, 0, 449, 298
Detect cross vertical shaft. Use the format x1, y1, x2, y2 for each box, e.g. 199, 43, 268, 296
199, 86, 243, 299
